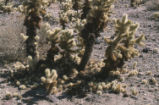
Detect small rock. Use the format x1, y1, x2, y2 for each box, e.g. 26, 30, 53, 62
142, 47, 151, 53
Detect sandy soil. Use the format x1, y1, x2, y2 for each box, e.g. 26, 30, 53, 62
0, 0, 159, 105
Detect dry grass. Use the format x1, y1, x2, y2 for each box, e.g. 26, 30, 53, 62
145, 0, 159, 10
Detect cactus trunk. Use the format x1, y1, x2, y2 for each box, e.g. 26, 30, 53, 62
26, 27, 37, 58
78, 41, 94, 71
45, 48, 55, 67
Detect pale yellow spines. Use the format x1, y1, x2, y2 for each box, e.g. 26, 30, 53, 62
41, 68, 58, 94
104, 14, 145, 70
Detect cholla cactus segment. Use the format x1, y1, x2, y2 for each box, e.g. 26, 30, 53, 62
51, 69, 58, 80
41, 77, 46, 82
59, 12, 69, 29
13, 62, 26, 71
27, 55, 39, 71
61, 0, 72, 12
141, 79, 148, 85
74, 19, 87, 33
103, 14, 145, 72
128, 70, 138, 76
45, 27, 61, 65
18, 5, 26, 13
20, 33, 29, 41
150, 77, 158, 85
42, 69, 58, 94
40, 22, 51, 35
35, 36, 40, 41
46, 27, 61, 43
45, 68, 51, 77
59, 29, 77, 56
45, 25, 81, 67
131, 87, 138, 96
59, 0, 82, 29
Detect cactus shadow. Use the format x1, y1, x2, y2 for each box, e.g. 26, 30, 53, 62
21, 87, 52, 105
59, 71, 117, 99
16, 70, 117, 104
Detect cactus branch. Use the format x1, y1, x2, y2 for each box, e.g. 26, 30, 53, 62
78, 0, 115, 71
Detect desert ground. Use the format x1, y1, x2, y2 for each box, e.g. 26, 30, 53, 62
0, 0, 159, 105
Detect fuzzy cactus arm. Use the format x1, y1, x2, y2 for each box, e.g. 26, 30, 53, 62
59, 29, 77, 57
103, 14, 145, 75
41, 69, 58, 94
45, 28, 61, 66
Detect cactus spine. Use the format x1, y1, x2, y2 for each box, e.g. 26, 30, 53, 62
41, 68, 58, 94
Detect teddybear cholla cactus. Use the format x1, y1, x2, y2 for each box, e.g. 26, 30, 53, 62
41, 68, 58, 94
59, 0, 72, 29
43, 23, 80, 68
45, 27, 61, 66
59, 29, 77, 57
103, 14, 145, 74
24, 0, 46, 58
78, 0, 115, 71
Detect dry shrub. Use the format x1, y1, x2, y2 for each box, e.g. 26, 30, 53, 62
0, 13, 26, 63
146, 0, 159, 10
